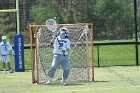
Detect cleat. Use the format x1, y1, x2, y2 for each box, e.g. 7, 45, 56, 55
61, 80, 67, 86
46, 78, 52, 85
9, 69, 13, 73
3, 69, 6, 74
46, 80, 52, 85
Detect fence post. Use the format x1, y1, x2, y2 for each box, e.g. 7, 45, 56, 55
97, 45, 100, 67
134, 0, 139, 66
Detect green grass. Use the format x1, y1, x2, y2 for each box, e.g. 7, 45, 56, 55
94, 45, 138, 66
0, 66, 140, 93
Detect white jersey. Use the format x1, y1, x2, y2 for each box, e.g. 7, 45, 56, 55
0, 42, 13, 56
53, 37, 70, 55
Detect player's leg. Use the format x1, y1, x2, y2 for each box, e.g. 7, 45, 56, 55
6, 55, 12, 73
7, 62, 12, 73
3, 62, 6, 74
61, 55, 70, 85
46, 55, 61, 84
2, 56, 6, 74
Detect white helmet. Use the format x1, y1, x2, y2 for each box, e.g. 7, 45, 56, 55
60, 27, 69, 34
2, 36, 6, 40
2, 36, 7, 43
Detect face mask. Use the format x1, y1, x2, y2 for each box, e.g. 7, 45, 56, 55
2, 39, 7, 44
60, 31, 66, 39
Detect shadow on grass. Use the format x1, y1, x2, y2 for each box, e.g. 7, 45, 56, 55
39, 80, 110, 86
65, 83, 84, 86
93, 80, 110, 83
40, 82, 84, 86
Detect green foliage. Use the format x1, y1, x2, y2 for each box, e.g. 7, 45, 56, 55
29, 0, 90, 24
1, 0, 140, 42
90, 0, 135, 40
0, 13, 12, 34
21, 32, 30, 44
0, 12, 16, 43
29, 0, 138, 41
30, 6, 51, 24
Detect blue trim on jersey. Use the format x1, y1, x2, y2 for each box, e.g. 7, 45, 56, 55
2, 44, 8, 51
59, 40, 67, 43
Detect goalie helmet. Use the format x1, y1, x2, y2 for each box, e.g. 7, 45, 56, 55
2, 36, 6, 40
59, 27, 69, 38
60, 27, 69, 34
2, 36, 7, 43
60, 31, 66, 39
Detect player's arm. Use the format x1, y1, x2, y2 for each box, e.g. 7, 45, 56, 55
66, 39, 70, 51
8, 42, 15, 55
61, 39, 70, 52
11, 49, 15, 56
50, 35, 58, 45
65, 47, 70, 51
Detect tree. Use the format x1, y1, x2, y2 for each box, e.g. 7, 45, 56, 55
0, 0, 16, 42
92, 0, 134, 40
30, 0, 89, 24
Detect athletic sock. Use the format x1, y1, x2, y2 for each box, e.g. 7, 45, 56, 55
9, 68, 13, 73
4, 68, 6, 74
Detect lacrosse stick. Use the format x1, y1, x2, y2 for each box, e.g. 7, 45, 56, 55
71, 25, 90, 53
46, 18, 65, 55
46, 18, 58, 36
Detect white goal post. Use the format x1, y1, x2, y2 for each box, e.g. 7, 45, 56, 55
29, 23, 94, 84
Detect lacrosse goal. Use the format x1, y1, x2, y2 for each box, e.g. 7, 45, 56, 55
29, 23, 94, 84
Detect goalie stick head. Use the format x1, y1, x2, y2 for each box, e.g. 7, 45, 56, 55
46, 19, 57, 32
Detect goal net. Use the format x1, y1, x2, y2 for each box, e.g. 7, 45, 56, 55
29, 23, 94, 84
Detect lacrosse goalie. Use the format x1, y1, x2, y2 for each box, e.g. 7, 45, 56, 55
46, 27, 71, 85
0, 36, 15, 74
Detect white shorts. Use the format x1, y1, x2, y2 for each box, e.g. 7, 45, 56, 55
1, 55, 10, 63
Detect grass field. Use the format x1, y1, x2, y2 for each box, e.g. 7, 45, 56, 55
0, 66, 140, 93
94, 45, 138, 66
